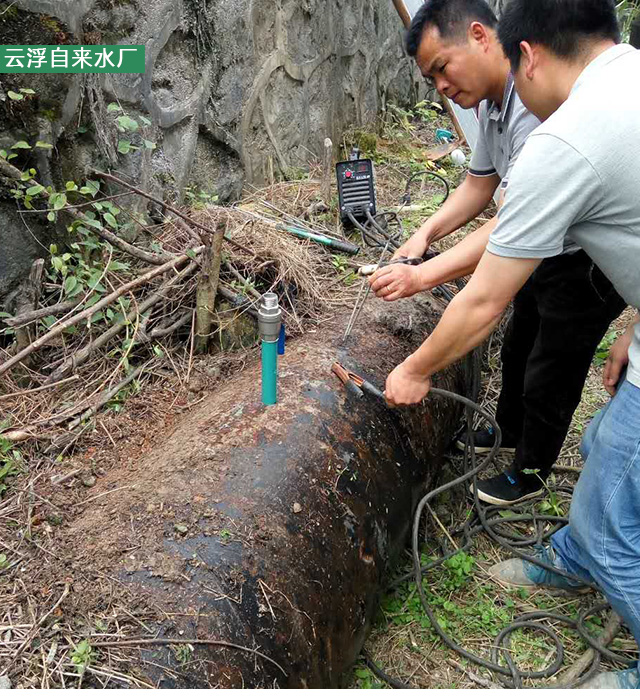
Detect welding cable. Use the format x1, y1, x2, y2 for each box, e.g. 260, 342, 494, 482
402, 170, 450, 206
360, 382, 637, 688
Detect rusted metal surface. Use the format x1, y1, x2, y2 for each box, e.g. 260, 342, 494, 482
76, 293, 469, 687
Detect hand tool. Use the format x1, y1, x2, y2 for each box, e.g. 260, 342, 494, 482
331, 362, 386, 402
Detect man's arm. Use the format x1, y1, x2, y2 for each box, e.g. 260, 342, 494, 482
384, 251, 540, 405
370, 215, 497, 301
392, 173, 500, 259
371, 187, 507, 301
604, 312, 639, 396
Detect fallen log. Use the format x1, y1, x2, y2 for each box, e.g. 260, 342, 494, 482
58, 293, 471, 688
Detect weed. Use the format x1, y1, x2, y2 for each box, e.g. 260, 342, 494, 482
442, 551, 475, 590
174, 644, 194, 664
594, 329, 620, 367
0, 437, 22, 498
71, 639, 94, 674
353, 665, 385, 689
184, 186, 218, 209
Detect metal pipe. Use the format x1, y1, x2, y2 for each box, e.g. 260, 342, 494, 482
258, 293, 282, 405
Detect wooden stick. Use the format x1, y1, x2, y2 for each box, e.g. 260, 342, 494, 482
195, 219, 226, 353
6, 296, 85, 328
0, 249, 202, 378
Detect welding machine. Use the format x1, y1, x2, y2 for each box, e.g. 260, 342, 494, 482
336, 148, 377, 226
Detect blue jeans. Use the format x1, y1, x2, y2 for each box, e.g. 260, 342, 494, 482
552, 379, 640, 665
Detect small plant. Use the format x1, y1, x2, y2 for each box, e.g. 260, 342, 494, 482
184, 186, 218, 209
353, 665, 384, 689
0, 437, 22, 499
594, 329, 621, 367
107, 102, 156, 155
442, 550, 475, 590
219, 529, 233, 543
174, 644, 194, 664
0, 553, 8, 570
71, 639, 94, 674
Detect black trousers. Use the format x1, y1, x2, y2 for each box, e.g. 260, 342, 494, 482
495, 250, 626, 481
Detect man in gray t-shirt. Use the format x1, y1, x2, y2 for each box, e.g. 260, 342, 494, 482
372, 0, 624, 507
383, 0, 640, 688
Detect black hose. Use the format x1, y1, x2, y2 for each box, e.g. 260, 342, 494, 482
357, 381, 638, 688
402, 170, 450, 206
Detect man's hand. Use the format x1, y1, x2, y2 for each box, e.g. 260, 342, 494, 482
369, 263, 425, 301
392, 227, 431, 260
604, 328, 633, 396
384, 360, 432, 406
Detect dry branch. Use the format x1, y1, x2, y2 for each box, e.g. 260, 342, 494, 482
46, 260, 200, 383
0, 249, 202, 378
91, 170, 254, 256
195, 218, 225, 353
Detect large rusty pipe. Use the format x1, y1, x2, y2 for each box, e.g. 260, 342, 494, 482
67, 294, 469, 687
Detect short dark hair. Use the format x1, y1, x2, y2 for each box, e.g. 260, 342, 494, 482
406, 0, 498, 56
498, 0, 621, 70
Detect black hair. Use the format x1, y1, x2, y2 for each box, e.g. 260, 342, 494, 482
498, 0, 620, 70
406, 0, 498, 56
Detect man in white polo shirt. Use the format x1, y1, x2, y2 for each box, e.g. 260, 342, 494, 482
371, 0, 625, 507
383, 0, 640, 688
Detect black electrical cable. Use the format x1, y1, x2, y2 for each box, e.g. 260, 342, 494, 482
402, 170, 450, 206
357, 382, 638, 688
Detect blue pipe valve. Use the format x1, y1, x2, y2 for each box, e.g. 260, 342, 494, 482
258, 293, 282, 406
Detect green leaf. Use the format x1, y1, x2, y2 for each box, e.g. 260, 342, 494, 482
65, 181, 78, 191
7, 91, 24, 101
47, 212, 56, 222
11, 141, 31, 149
35, 141, 53, 149
49, 192, 67, 210
7, 153, 18, 161
117, 139, 132, 154
116, 115, 139, 132
84, 180, 100, 197
19, 88, 36, 95
103, 212, 118, 228
64, 276, 79, 296
139, 115, 152, 126
26, 184, 45, 196
107, 102, 122, 112
143, 140, 156, 150
186, 248, 197, 260
83, 217, 103, 230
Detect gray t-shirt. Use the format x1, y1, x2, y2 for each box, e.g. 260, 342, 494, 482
488, 44, 640, 387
